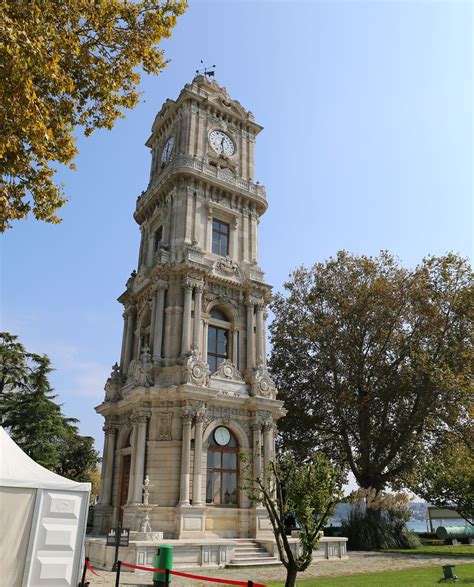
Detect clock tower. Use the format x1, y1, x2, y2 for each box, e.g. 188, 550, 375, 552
93, 75, 285, 541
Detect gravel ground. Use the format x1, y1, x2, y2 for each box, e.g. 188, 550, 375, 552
86, 552, 474, 586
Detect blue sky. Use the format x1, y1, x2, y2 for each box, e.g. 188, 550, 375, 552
2, 0, 472, 456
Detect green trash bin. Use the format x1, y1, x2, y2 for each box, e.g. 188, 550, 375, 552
153, 545, 173, 586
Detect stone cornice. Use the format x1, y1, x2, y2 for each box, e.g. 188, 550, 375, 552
135, 154, 267, 224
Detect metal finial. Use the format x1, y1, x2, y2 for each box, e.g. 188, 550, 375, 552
195, 60, 216, 79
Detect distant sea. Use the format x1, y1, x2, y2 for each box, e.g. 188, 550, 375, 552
406, 519, 467, 532
330, 519, 467, 533
406, 519, 429, 532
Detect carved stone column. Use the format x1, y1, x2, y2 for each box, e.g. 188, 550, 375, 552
192, 411, 205, 506
153, 282, 167, 360
232, 329, 239, 368
181, 283, 193, 355
246, 301, 254, 370
206, 207, 213, 252
193, 285, 203, 351
127, 426, 137, 503
255, 302, 264, 366
251, 421, 262, 482
131, 411, 150, 503
263, 420, 273, 486
119, 312, 128, 370
123, 306, 136, 373
98, 423, 117, 505
179, 411, 193, 506
202, 319, 209, 363
232, 219, 239, 260
250, 211, 258, 263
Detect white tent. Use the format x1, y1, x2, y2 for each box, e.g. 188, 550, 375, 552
0, 427, 91, 587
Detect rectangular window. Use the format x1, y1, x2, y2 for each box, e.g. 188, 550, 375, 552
207, 325, 228, 373
154, 226, 163, 251
212, 219, 229, 256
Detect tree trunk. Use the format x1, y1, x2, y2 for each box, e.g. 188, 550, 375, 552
285, 565, 298, 587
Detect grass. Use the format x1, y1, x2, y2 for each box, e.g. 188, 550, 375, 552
381, 545, 474, 558
267, 563, 474, 586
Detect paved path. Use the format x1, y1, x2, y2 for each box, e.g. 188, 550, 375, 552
86, 552, 474, 586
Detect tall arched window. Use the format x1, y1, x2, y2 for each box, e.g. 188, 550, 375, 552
206, 427, 238, 506
208, 308, 230, 373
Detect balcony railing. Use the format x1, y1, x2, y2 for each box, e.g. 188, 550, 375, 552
137, 155, 266, 210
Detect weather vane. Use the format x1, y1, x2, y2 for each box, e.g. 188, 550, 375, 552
196, 60, 216, 79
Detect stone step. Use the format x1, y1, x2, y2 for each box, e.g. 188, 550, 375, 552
226, 559, 282, 568
234, 547, 269, 553
227, 539, 282, 569
234, 548, 269, 556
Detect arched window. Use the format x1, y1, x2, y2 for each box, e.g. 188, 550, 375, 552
206, 427, 238, 506
208, 308, 230, 373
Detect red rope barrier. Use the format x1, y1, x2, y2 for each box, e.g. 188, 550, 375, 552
171, 568, 265, 586
119, 562, 265, 586
85, 559, 99, 576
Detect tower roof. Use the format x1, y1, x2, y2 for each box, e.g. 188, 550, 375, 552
146, 75, 262, 147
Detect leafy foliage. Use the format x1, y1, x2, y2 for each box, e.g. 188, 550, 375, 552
0, 332, 100, 482
241, 451, 344, 587
343, 488, 421, 550
0, 0, 187, 230
269, 251, 473, 492
408, 436, 474, 526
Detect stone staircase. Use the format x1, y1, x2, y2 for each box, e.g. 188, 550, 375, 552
226, 540, 281, 568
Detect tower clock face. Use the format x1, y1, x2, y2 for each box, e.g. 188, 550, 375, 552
209, 130, 235, 157
161, 136, 174, 162
214, 426, 231, 446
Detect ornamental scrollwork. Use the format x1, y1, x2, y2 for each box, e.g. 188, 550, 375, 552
182, 347, 210, 387
104, 363, 125, 402
248, 366, 277, 399
126, 346, 153, 388
212, 359, 243, 381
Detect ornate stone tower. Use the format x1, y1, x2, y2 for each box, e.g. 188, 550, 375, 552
94, 76, 285, 540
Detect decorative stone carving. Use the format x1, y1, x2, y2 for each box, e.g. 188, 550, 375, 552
213, 359, 243, 381
182, 347, 210, 387
128, 408, 151, 425
248, 366, 277, 399
126, 270, 136, 290
104, 363, 124, 402
126, 346, 153, 387
159, 413, 173, 441
214, 258, 242, 280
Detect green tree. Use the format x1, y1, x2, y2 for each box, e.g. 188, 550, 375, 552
408, 436, 474, 526
0, 332, 100, 479
0, 0, 186, 231
269, 252, 473, 493
241, 452, 343, 587
57, 433, 101, 485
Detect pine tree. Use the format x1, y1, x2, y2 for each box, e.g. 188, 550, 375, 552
0, 332, 99, 478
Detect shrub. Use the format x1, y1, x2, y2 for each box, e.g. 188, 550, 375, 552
343, 488, 422, 550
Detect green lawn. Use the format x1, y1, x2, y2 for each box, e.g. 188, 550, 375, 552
382, 545, 474, 558
268, 563, 474, 586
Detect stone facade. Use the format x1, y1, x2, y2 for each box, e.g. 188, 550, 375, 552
93, 76, 286, 540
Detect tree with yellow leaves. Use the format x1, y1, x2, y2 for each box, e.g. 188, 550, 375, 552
0, 0, 187, 231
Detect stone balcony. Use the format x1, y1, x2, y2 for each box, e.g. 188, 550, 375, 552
136, 154, 267, 217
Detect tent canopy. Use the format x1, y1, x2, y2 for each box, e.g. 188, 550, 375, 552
0, 426, 90, 491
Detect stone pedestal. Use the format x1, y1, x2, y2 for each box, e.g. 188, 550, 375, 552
249, 506, 273, 539
176, 506, 207, 538
92, 504, 114, 535
122, 504, 143, 531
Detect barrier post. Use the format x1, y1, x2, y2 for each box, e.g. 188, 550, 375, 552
247, 582, 254, 587
165, 568, 170, 587
115, 560, 121, 587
